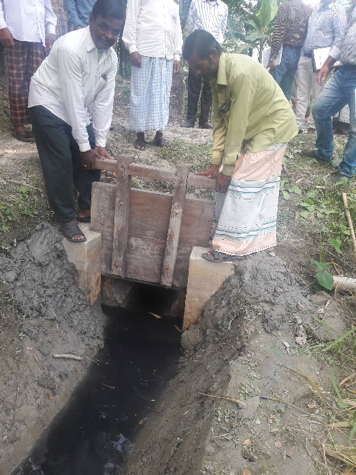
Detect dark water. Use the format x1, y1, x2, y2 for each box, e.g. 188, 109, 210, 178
14, 306, 181, 475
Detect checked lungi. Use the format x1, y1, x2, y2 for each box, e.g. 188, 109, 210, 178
130, 56, 173, 132
6, 39, 45, 126
213, 144, 287, 257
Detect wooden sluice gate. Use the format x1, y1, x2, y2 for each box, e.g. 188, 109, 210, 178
91, 156, 216, 288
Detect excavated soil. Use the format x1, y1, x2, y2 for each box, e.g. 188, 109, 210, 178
0, 224, 107, 474
122, 253, 355, 475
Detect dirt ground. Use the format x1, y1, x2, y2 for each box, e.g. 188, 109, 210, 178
1, 77, 356, 475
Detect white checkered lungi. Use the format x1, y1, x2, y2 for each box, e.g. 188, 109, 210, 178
130, 56, 173, 132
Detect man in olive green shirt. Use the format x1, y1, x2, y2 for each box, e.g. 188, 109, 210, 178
183, 30, 298, 262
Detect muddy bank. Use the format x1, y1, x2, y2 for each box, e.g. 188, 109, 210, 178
0, 224, 107, 474
122, 252, 351, 475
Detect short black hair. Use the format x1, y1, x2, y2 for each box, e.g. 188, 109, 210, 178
183, 30, 222, 61
92, 0, 124, 20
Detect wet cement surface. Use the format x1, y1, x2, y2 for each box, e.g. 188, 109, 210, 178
14, 307, 181, 475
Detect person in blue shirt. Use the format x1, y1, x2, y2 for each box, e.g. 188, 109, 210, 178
65, 0, 96, 29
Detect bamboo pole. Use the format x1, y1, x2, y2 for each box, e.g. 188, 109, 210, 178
342, 192, 356, 259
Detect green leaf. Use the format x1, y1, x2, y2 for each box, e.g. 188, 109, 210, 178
322, 327, 356, 352
330, 366, 344, 405
288, 185, 302, 195
254, 0, 278, 30
299, 210, 310, 219
280, 178, 289, 189
282, 190, 290, 200
349, 421, 356, 442
245, 31, 261, 41
311, 259, 329, 271
300, 202, 313, 208
316, 270, 334, 290
328, 238, 342, 254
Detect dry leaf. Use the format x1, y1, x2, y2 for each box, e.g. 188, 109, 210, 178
48, 393, 53, 400
148, 312, 162, 319
275, 441, 282, 448
307, 403, 315, 409
182, 411, 188, 416
295, 325, 307, 346
138, 419, 144, 425
243, 438, 251, 445
286, 450, 293, 459
243, 469, 251, 475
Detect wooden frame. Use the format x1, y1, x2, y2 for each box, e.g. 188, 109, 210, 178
91, 156, 215, 288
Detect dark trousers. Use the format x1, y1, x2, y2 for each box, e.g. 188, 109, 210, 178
186, 67, 212, 124
29, 105, 100, 222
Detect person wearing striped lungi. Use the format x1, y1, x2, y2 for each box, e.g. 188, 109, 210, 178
122, 0, 183, 150
183, 30, 298, 263
0, 0, 57, 142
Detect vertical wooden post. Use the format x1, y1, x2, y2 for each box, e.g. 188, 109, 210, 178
160, 165, 189, 287
111, 156, 133, 276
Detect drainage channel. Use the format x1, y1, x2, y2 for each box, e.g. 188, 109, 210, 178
14, 298, 182, 475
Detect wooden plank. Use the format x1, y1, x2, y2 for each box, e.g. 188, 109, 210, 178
173, 198, 214, 287
187, 173, 216, 190
94, 155, 132, 172
111, 156, 133, 276
94, 157, 216, 189
130, 163, 176, 183
91, 182, 115, 275
160, 165, 189, 287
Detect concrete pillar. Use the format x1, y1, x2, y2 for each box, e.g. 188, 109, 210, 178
62, 223, 101, 305
183, 246, 235, 330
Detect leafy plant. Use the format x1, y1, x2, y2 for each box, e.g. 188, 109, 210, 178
280, 178, 301, 201
328, 237, 342, 254
310, 259, 334, 290
234, 0, 278, 62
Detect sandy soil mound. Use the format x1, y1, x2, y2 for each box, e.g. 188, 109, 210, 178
123, 252, 352, 475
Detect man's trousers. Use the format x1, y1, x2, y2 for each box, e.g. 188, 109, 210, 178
29, 105, 100, 222
186, 67, 212, 125
291, 54, 325, 129
313, 66, 356, 178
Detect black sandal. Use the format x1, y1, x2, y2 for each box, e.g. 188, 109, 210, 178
134, 138, 147, 150
154, 136, 170, 148
60, 220, 87, 243
13, 130, 35, 143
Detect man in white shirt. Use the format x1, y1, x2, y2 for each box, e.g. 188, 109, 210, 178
0, 0, 57, 142
181, 0, 228, 129
122, 0, 183, 150
28, 0, 124, 242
